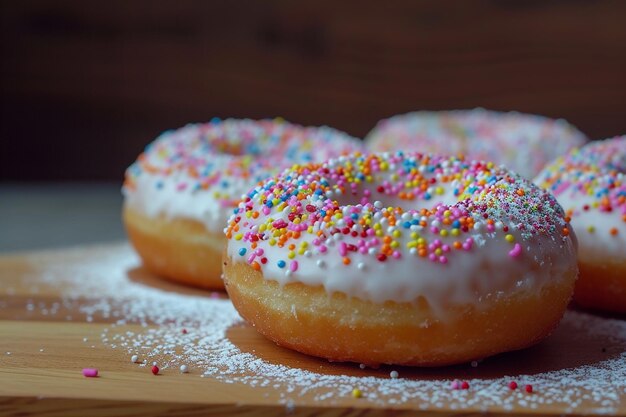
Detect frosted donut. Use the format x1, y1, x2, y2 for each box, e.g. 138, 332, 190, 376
223, 152, 578, 366
123, 118, 362, 289
365, 109, 587, 179
534, 135, 626, 314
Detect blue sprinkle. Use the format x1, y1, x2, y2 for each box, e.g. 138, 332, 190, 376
238, 248, 247, 256
403, 221, 411, 229
266, 201, 273, 208
423, 193, 431, 200
277, 260, 286, 268
452, 220, 461, 228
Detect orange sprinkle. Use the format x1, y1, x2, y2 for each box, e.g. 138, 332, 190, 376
343, 257, 351, 265
516, 189, 525, 197
610, 227, 619, 236
251, 261, 261, 271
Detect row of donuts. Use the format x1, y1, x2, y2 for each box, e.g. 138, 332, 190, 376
122, 110, 624, 366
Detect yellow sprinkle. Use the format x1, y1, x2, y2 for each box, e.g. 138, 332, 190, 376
352, 388, 362, 398
451, 229, 460, 236
505, 234, 515, 243
390, 241, 399, 248
587, 226, 595, 233
440, 230, 448, 237
288, 251, 295, 259
234, 234, 243, 241
392, 230, 401, 238
259, 224, 267, 232
435, 248, 442, 256
269, 239, 277, 246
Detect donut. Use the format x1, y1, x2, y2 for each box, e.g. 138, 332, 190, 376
534, 135, 626, 314
123, 118, 362, 289
365, 109, 587, 179
223, 152, 578, 366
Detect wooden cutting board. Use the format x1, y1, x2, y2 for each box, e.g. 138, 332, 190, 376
1, 243, 625, 416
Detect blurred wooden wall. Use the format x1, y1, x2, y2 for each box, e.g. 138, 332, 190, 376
1, 0, 625, 181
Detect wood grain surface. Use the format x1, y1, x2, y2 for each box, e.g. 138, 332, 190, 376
0, 243, 625, 416
2, 1, 626, 181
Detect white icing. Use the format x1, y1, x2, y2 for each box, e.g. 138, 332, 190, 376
123, 120, 363, 232
365, 109, 587, 179
556, 193, 626, 262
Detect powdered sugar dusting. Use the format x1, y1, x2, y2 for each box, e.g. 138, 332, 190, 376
30, 244, 626, 413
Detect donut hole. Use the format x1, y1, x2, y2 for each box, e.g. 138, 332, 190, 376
331, 181, 456, 214
213, 141, 247, 156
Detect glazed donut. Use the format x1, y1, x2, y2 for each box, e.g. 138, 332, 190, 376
365, 109, 587, 179
534, 135, 626, 314
123, 118, 362, 289
223, 152, 578, 366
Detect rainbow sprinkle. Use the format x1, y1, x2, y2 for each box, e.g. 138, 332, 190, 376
226, 152, 573, 290
535, 135, 626, 237
366, 109, 587, 179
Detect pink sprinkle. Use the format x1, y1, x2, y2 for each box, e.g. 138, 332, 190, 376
290, 261, 298, 272
176, 183, 187, 191
509, 243, 522, 258
262, 206, 271, 215
272, 219, 288, 229
439, 256, 448, 264
82, 368, 98, 378
450, 380, 460, 390
339, 242, 347, 257
319, 245, 327, 253
392, 250, 401, 259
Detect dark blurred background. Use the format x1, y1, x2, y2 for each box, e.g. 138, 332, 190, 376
1, 0, 625, 250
